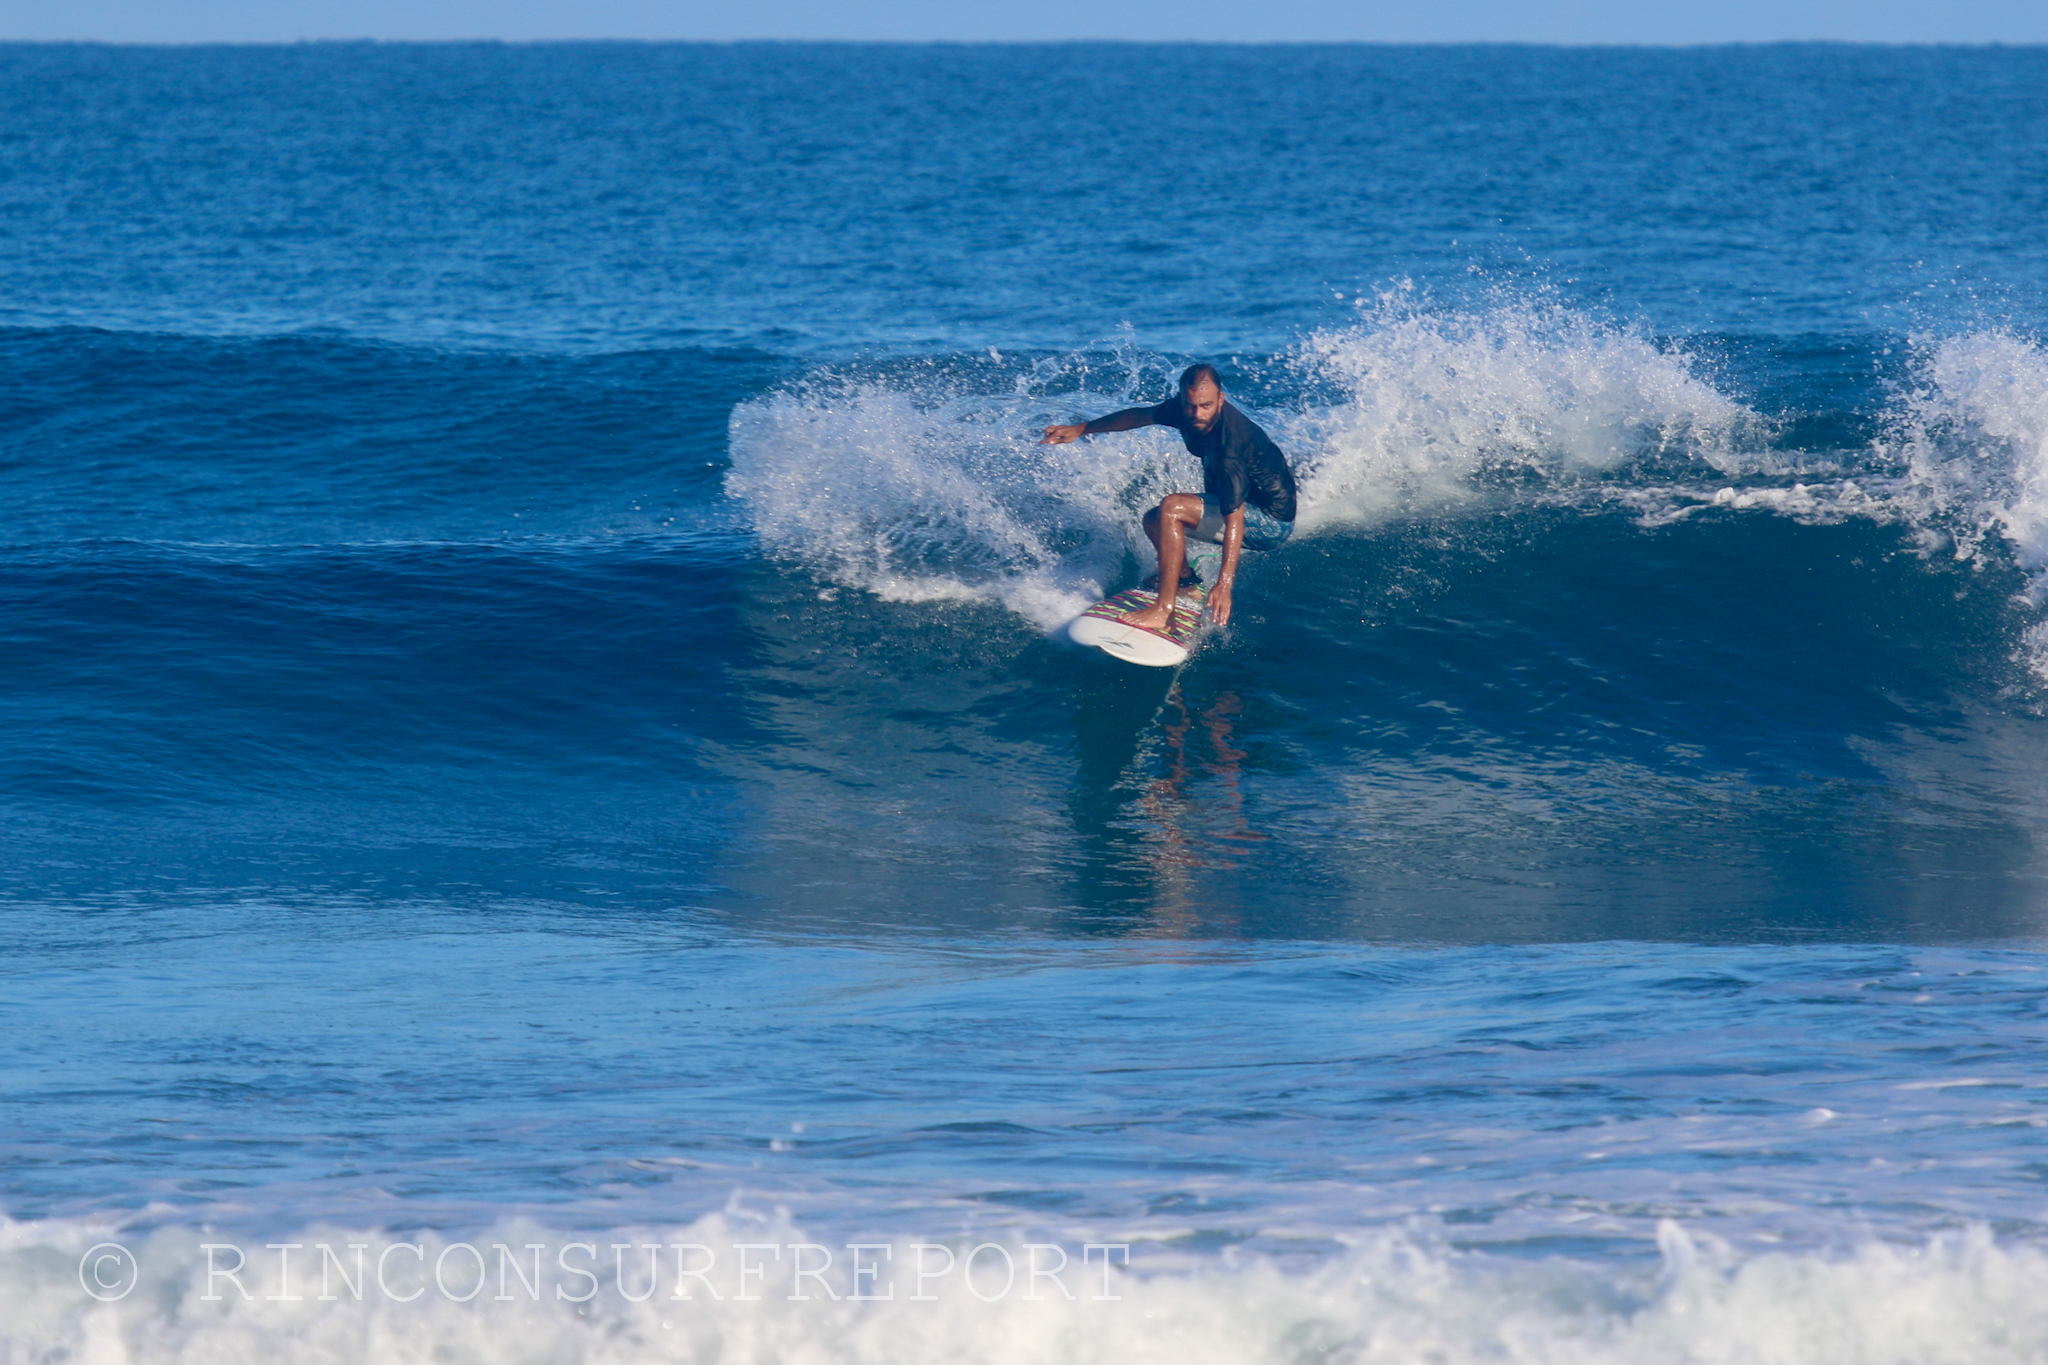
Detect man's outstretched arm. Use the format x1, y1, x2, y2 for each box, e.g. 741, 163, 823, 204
1040, 407, 1159, 444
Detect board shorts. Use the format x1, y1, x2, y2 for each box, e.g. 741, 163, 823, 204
1191, 496, 1295, 552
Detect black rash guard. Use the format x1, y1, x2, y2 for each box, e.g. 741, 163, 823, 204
1085, 396, 1298, 522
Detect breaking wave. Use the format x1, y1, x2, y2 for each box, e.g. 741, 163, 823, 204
725, 299, 2048, 667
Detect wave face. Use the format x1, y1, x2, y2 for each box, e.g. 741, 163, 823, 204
8, 41, 2048, 1365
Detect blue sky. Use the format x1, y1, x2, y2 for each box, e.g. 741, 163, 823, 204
4, 0, 2045, 43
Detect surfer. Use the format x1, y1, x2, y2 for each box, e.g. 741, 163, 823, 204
1040, 364, 1297, 630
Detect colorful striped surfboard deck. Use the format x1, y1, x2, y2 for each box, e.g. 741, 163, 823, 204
1066, 583, 1208, 667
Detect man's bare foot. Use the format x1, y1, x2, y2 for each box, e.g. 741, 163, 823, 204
1120, 594, 1175, 631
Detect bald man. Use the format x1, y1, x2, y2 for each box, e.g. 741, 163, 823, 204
1041, 364, 1297, 631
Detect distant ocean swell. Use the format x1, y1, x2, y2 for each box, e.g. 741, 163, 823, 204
14, 1214, 2048, 1365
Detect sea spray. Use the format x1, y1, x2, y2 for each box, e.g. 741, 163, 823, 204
1888, 331, 2048, 587
725, 357, 1188, 628
1280, 289, 1765, 530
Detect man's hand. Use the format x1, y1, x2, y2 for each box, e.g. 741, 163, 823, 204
1039, 423, 1087, 445
1205, 581, 1234, 628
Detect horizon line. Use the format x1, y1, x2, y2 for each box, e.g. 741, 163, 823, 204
5, 36, 2047, 49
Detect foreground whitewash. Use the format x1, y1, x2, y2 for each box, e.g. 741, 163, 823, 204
9, 1212, 2048, 1365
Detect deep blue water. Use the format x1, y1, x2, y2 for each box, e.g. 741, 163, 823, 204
7, 41, 2048, 1364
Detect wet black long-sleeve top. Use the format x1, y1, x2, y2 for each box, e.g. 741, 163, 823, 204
1084, 396, 1298, 521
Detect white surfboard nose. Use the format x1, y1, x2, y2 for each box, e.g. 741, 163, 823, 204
1068, 614, 1192, 667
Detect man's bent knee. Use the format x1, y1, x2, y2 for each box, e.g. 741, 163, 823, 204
1159, 493, 1205, 521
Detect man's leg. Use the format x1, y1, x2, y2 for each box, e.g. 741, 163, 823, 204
1125, 493, 1206, 630
1141, 508, 1201, 589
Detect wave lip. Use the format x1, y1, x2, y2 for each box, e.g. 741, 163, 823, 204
1283, 291, 1768, 531
1890, 330, 2048, 584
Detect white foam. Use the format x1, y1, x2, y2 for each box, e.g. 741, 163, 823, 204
1887, 330, 2048, 589
12, 1212, 2048, 1364
1606, 478, 1884, 529
726, 363, 1174, 629
1281, 289, 1763, 531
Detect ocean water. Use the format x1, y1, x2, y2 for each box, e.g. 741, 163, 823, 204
7, 39, 2048, 1363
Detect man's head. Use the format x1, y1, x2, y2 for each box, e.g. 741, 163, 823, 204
1179, 364, 1225, 432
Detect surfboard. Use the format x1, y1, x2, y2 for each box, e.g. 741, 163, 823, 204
1066, 583, 1208, 667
